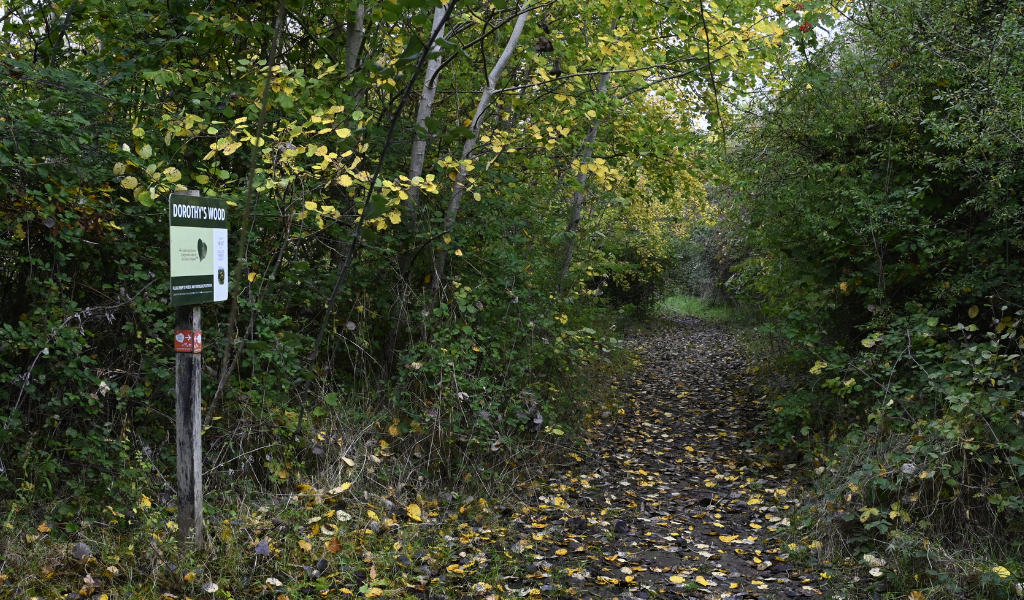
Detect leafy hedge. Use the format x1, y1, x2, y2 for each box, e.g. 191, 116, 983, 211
722, 0, 1024, 595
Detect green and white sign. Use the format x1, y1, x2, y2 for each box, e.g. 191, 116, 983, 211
169, 193, 229, 306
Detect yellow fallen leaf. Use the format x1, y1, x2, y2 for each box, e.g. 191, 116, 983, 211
407, 504, 422, 522
685, 446, 695, 452
555, 548, 568, 556
669, 576, 685, 584
37, 522, 51, 533
992, 565, 1011, 578
298, 540, 312, 552
455, 249, 463, 256
719, 535, 739, 543
750, 523, 762, 529
909, 591, 926, 600
695, 575, 708, 586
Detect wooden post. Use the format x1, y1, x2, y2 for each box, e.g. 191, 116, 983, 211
175, 189, 204, 547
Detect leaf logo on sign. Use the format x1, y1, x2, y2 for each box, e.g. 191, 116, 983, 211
197, 238, 208, 261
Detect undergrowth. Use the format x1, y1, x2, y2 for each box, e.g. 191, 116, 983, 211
0, 338, 632, 598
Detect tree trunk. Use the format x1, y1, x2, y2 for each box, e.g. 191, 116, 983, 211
345, 3, 366, 104
555, 71, 611, 294
432, 5, 530, 293
408, 7, 447, 207
381, 7, 449, 376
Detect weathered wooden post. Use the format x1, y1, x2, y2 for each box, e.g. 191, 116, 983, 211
169, 189, 229, 547
175, 301, 203, 546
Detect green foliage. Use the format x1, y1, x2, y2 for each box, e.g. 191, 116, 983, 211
660, 295, 741, 324
722, 0, 1024, 594
0, 0, 801, 519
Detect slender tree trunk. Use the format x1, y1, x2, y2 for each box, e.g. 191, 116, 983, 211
408, 7, 447, 201
381, 7, 449, 376
328, 1, 367, 275
204, 0, 288, 427
345, 4, 365, 76
555, 71, 610, 294
432, 5, 530, 293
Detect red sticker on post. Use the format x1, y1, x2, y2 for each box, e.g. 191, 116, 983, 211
192, 330, 202, 353
175, 330, 195, 353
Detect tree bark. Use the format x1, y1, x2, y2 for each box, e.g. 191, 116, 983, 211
432, 5, 530, 292
345, 3, 366, 76
345, 3, 367, 105
555, 71, 611, 294
408, 7, 447, 206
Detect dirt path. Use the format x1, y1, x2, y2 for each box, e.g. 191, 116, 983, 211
499, 317, 824, 600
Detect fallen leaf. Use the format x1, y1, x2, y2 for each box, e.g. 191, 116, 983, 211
72, 542, 92, 560
992, 565, 1011, 578
255, 539, 271, 557
407, 504, 422, 522
329, 482, 353, 494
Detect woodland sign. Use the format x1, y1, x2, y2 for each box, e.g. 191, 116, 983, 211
169, 192, 229, 306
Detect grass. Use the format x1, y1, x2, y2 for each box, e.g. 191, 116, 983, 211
0, 336, 634, 599
659, 295, 744, 324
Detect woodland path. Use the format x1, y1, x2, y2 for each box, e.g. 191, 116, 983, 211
498, 317, 825, 600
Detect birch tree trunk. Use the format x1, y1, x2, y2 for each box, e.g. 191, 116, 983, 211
431, 5, 530, 293
345, 3, 366, 104
382, 7, 449, 375
408, 7, 448, 205
555, 71, 611, 294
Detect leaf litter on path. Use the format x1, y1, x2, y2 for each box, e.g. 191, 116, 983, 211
6, 318, 822, 600
497, 317, 824, 600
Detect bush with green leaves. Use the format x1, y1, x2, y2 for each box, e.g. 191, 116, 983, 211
3, 0, 788, 516
724, 0, 1024, 594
